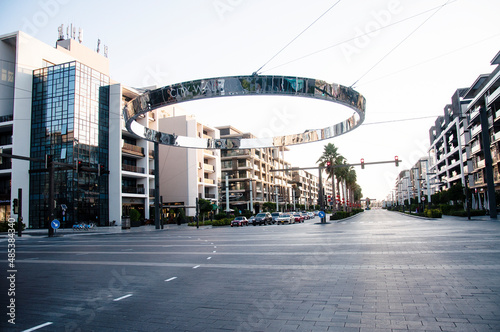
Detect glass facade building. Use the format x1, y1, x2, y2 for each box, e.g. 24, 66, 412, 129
30, 61, 110, 228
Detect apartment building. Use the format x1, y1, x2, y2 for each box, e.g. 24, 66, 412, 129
290, 169, 333, 209
428, 89, 472, 196
463, 50, 500, 214
217, 125, 293, 213
0, 30, 160, 227
157, 114, 220, 218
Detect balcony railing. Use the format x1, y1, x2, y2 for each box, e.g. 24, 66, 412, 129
204, 178, 215, 184
122, 186, 145, 194
122, 143, 144, 157
122, 164, 145, 174
204, 163, 214, 171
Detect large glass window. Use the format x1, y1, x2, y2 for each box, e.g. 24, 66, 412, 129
30, 61, 109, 228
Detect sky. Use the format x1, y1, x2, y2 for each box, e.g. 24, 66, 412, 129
1, 0, 500, 201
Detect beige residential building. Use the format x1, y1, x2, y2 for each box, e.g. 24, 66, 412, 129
158, 114, 220, 218
217, 126, 293, 213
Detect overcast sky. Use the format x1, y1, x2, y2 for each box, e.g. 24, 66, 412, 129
1, 0, 500, 201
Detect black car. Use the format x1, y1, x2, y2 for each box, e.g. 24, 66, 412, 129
251, 212, 272, 226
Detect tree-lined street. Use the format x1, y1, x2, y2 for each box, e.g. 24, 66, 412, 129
2, 210, 500, 331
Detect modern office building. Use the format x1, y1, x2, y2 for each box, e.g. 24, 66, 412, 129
0, 30, 160, 228
217, 125, 293, 213
157, 113, 220, 218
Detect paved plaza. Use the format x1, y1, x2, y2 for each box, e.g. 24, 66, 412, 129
1, 209, 500, 331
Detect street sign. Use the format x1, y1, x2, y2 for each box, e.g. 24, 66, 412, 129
51, 219, 60, 229
318, 211, 325, 218
422, 196, 426, 201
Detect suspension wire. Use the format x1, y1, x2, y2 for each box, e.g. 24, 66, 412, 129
260, 1, 457, 74
362, 115, 440, 126
355, 33, 500, 87
350, 0, 453, 88
253, 0, 342, 75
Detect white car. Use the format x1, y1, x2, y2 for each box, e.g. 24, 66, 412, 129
277, 213, 294, 224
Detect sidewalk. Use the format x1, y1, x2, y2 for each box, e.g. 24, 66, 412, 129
0, 223, 195, 239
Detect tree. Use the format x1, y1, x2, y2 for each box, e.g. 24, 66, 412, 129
198, 198, 213, 221
317, 143, 342, 211
344, 167, 357, 211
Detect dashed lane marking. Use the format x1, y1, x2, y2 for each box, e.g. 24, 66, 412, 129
22, 322, 53, 332
113, 294, 133, 301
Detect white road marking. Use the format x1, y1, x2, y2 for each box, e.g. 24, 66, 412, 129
193, 265, 200, 269
207, 257, 212, 260
113, 294, 133, 301
165, 277, 177, 282
22, 322, 53, 332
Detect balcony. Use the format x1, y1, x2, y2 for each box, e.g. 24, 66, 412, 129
471, 125, 482, 138
122, 186, 145, 194
204, 163, 215, 172
471, 143, 481, 154
122, 143, 144, 157
204, 178, 215, 185
122, 164, 145, 174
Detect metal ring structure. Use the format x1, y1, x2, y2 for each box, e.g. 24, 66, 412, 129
123, 75, 366, 149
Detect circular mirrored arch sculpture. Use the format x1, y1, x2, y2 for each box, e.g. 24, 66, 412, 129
123, 75, 366, 149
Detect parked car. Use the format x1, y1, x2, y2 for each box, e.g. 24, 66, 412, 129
231, 216, 248, 227
307, 212, 315, 219
300, 212, 310, 220
277, 213, 294, 224
292, 213, 305, 223
252, 212, 272, 226
271, 212, 280, 223
248, 215, 256, 224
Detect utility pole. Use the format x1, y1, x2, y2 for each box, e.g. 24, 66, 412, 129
17, 188, 22, 237
47, 155, 54, 237
154, 142, 160, 229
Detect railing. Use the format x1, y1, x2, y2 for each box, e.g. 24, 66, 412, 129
204, 193, 216, 199
122, 164, 145, 173
471, 143, 481, 154
471, 125, 482, 137
122, 186, 145, 194
0, 114, 13, 123
204, 178, 215, 184
204, 163, 214, 171
122, 143, 144, 156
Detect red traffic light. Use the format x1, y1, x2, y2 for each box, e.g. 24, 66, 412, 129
395, 155, 399, 167
360, 158, 365, 169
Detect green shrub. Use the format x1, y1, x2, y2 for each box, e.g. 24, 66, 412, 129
425, 209, 442, 218
188, 220, 213, 227
129, 208, 141, 222
0, 221, 25, 233
214, 213, 227, 220
212, 218, 231, 226
448, 209, 487, 217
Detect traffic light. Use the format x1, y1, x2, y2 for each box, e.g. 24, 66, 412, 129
395, 156, 399, 167
45, 154, 53, 169
360, 158, 365, 169
76, 160, 82, 173
13, 198, 18, 214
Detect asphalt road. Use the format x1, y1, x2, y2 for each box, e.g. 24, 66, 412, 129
1, 209, 500, 331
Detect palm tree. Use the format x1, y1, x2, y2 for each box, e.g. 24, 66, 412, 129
317, 143, 342, 211
344, 167, 357, 212
335, 159, 349, 211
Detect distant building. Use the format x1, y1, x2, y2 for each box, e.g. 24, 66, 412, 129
158, 114, 220, 218
217, 125, 293, 213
